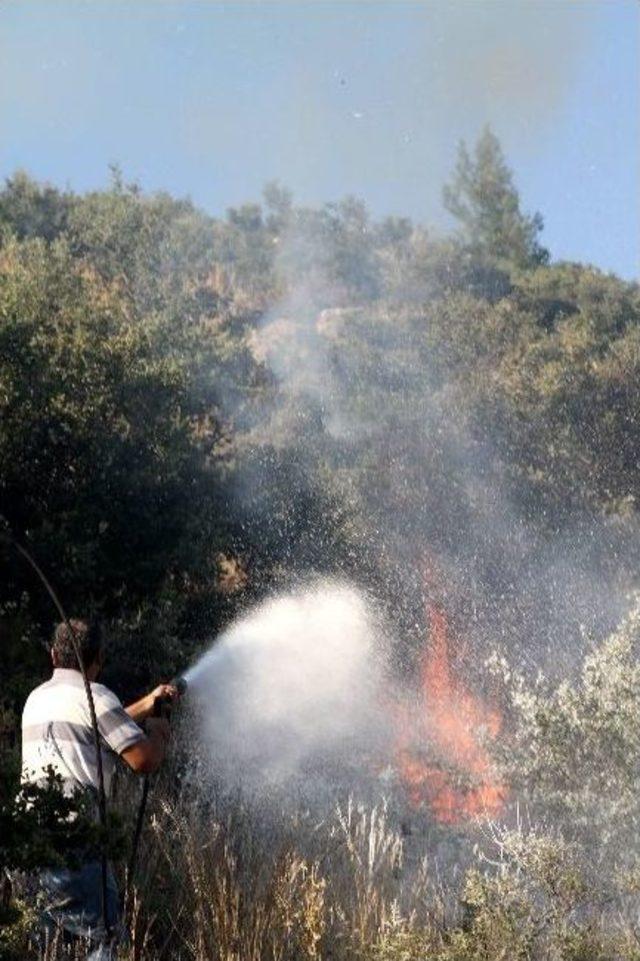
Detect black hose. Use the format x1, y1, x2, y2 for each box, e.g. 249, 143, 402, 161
125, 772, 150, 914
126, 682, 185, 910
8, 537, 111, 940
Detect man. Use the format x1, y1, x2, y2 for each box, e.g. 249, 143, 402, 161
21, 618, 177, 959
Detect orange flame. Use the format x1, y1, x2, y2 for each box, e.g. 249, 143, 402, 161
396, 596, 505, 823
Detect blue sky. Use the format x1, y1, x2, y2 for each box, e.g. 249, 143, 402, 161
1, 1, 638, 279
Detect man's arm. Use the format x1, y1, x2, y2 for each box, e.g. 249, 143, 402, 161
120, 717, 170, 775
125, 684, 178, 724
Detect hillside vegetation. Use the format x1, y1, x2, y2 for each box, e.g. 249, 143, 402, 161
2, 129, 640, 959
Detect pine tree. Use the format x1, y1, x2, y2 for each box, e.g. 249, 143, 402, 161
443, 126, 549, 268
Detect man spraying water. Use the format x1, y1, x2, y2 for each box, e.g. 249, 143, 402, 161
21, 619, 179, 959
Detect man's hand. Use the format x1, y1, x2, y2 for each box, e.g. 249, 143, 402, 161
147, 683, 179, 716
125, 683, 179, 723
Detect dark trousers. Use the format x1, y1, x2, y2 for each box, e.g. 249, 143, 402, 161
37, 860, 120, 959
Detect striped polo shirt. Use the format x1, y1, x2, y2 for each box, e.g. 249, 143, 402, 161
21, 668, 146, 797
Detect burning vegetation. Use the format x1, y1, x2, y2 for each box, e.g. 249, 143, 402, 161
395, 597, 505, 824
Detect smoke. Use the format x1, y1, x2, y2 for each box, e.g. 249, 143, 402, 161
236, 222, 638, 685
177, 18, 634, 803
425, 1, 592, 137
248, 296, 364, 444
184, 580, 388, 787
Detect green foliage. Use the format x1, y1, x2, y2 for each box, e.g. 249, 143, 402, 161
443, 126, 549, 268
0, 171, 72, 243
0, 235, 201, 605
0, 898, 37, 961
368, 824, 627, 961
0, 759, 127, 876
490, 599, 640, 869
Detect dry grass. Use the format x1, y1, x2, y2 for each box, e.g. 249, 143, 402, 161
7, 770, 640, 961
124, 789, 428, 961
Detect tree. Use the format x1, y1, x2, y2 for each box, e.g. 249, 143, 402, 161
0, 171, 73, 243
263, 180, 293, 236
0, 234, 227, 690
443, 126, 549, 269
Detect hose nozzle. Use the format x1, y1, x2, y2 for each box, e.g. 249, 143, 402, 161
172, 676, 188, 697
153, 676, 188, 717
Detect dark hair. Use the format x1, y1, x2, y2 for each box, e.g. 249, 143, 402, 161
51, 619, 103, 670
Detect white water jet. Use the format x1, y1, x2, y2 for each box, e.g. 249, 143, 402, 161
184, 580, 386, 784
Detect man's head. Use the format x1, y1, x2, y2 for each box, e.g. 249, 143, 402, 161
51, 619, 103, 677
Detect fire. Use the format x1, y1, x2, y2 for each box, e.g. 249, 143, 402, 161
396, 596, 505, 823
